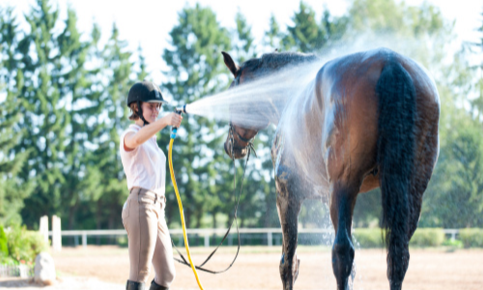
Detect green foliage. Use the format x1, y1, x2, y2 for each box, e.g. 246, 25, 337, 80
0, 5, 34, 226
348, 0, 444, 37
233, 11, 256, 62
0, 226, 8, 257
264, 15, 283, 50
353, 228, 384, 248
354, 228, 450, 248
3, 225, 48, 264
409, 228, 445, 247
162, 3, 232, 228
16, 0, 68, 226
282, 2, 347, 52
442, 238, 463, 249
459, 228, 483, 248
421, 101, 483, 228
0, 0, 481, 233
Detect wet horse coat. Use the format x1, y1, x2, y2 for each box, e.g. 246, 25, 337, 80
222, 48, 440, 290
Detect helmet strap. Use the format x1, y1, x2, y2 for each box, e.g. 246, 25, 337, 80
137, 100, 150, 126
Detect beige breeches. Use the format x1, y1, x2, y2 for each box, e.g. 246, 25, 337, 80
122, 187, 176, 287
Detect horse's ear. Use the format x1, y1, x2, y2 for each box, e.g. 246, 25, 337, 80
222, 51, 239, 77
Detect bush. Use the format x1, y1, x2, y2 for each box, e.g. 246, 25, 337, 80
409, 228, 445, 247
353, 228, 384, 248
3, 225, 49, 264
0, 226, 8, 257
442, 238, 463, 249
459, 228, 483, 248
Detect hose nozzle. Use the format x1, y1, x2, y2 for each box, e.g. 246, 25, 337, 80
171, 105, 187, 139
176, 104, 187, 115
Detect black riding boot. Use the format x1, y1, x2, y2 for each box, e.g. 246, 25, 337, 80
126, 280, 146, 290
149, 279, 169, 290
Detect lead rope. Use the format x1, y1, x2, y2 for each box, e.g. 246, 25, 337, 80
169, 124, 254, 277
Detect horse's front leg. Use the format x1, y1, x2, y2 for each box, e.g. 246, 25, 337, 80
276, 169, 303, 290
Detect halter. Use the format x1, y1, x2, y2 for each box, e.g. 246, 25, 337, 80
229, 122, 258, 158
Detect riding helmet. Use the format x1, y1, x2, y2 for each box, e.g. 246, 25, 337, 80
127, 81, 169, 107
127, 81, 168, 126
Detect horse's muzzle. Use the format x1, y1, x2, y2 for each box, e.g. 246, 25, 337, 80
224, 138, 247, 160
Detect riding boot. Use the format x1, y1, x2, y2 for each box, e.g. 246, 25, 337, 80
126, 280, 146, 290
149, 279, 169, 290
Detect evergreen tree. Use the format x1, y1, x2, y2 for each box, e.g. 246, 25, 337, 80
55, 8, 104, 230
90, 23, 133, 231
232, 11, 256, 62
469, 12, 483, 120
162, 4, 231, 228
282, 2, 322, 52
264, 14, 283, 51
18, 0, 68, 228
136, 44, 148, 81
0, 7, 34, 225
281, 2, 348, 53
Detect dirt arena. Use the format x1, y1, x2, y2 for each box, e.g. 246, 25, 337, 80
1, 246, 482, 289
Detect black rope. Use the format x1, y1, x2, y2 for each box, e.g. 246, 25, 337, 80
171, 125, 254, 274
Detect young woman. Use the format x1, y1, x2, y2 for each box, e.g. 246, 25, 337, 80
120, 81, 183, 290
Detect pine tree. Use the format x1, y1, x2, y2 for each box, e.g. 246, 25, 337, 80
263, 14, 286, 53
232, 11, 256, 63
163, 4, 231, 228
282, 2, 323, 52
469, 12, 483, 120
90, 23, 133, 231
18, 0, 68, 228
0, 7, 34, 225
55, 8, 102, 230
281, 2, 348, 53
136, 44, 148, 81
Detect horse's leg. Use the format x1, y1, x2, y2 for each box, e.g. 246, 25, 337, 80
275, 165, 304, 290
330, 182, 358, 290
277, 192, 302, 290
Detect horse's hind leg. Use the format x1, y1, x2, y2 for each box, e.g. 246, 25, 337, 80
330, 182, 358, 290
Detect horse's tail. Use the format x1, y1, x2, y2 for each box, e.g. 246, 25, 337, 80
376, 57, 416, 277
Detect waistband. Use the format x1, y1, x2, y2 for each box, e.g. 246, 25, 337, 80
130, 187, 165, 203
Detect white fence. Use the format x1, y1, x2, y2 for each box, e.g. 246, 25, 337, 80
49, 228, 461, 249
0, 264, 34, 278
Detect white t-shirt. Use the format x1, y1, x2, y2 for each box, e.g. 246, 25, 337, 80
120, 124, 166, 196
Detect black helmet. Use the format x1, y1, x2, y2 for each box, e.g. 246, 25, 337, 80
127, 81, 168, 106
127, 81, 168, 125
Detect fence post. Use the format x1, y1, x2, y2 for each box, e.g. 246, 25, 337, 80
39, 215, 49, 245
204, 235, 209, 247
267, 232, 273, 247
52, 215, 62, 252
82, 232, 87, 248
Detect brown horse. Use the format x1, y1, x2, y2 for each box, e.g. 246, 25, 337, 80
221, 48, 440, 290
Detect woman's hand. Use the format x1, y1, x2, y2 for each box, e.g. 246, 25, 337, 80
163, 113, 183, 128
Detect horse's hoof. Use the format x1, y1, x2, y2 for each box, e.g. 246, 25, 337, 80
293, 258, 301, 282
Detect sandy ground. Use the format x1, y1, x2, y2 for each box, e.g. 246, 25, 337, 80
1, 245, 482, 289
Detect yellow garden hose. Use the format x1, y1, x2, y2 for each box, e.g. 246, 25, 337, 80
168, 134, 205, 290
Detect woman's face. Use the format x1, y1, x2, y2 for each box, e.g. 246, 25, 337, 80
141, 102, 161, 123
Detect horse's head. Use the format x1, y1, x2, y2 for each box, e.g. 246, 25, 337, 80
221, 51, 270, 159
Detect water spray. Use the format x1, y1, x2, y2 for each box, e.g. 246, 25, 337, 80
167, 104, 205, 290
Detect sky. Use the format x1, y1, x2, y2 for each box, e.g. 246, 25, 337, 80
3, 0, 483, 86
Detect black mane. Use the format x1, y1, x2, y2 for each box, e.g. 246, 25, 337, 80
241, 52, 318, 72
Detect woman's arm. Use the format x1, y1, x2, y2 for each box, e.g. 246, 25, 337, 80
124, 113, 182, 151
